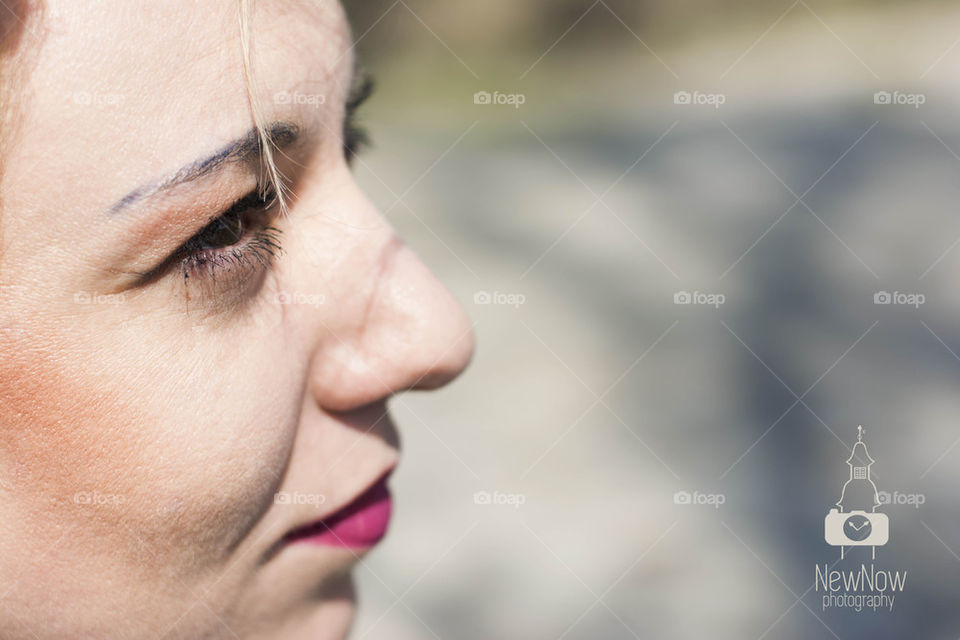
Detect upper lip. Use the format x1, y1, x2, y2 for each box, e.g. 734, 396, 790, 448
280, 463, 396, 543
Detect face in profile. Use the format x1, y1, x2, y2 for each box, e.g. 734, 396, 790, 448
0, 1, 473, 638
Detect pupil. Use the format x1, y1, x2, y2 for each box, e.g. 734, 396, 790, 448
201, 211, 245, 249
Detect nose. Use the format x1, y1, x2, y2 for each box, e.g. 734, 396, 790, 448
306, 232, 475, 413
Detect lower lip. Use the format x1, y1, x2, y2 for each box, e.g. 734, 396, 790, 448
286, 475, 393, 549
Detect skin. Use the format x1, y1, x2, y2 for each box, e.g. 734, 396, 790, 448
0, 1, 473, 638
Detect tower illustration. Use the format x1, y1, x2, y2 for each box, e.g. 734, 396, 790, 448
836, 425, 880, 513
824, 426, 889, 559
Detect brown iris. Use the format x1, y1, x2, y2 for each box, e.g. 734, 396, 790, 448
198, 209, 245, 249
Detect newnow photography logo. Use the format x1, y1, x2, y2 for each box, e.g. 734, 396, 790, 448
815, 426, 908, 613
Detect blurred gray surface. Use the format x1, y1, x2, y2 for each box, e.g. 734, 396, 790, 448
347, 3, 960, 638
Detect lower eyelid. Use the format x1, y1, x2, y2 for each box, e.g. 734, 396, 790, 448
165, 226, 284, 312
180, 225, 283, 282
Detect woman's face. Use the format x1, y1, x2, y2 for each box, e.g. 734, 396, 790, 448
0, 1, 473, 637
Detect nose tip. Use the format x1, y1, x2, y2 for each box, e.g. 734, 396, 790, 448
406, 299, 475, 392
378, 245, 475, 393
308, 240, 475, 413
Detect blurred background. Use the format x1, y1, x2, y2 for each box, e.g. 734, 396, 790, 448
341, 1, 960, 638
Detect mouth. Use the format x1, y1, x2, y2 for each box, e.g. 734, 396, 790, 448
281, 468, 394, 550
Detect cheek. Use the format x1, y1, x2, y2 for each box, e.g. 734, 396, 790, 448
0, 312, 301, 574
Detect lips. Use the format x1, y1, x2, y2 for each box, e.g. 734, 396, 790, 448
282, 470, 394, 550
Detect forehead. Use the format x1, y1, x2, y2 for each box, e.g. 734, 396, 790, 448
4, 0, 351, 219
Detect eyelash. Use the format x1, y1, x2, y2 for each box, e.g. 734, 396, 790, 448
343, 74, 374, 162
178, 185, 282, 284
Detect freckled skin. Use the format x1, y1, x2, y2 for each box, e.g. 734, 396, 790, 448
0, 1, 474, 638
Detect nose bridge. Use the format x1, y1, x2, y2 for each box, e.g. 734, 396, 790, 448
306, 231, 474, 413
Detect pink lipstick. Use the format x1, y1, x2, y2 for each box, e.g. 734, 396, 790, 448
284, 473, 393, 549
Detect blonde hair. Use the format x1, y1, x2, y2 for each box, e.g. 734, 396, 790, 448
238, 0, 291, 217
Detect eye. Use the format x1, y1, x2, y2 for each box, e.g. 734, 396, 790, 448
191, 191, 259, 251
174, 185, 282, 284
196, 206, 245, 249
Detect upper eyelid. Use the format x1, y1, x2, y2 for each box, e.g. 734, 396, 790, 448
191, 188, 275, 239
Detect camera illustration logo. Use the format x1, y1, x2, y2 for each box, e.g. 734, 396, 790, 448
824, 426, 889, 559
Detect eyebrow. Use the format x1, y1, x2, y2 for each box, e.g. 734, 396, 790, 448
108, 121, 299, 214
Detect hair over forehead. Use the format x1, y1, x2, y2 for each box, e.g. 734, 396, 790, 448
239, 0, 291, 218
0, 0, 290, 220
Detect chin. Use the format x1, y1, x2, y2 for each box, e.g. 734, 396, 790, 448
284, 598, 357, 640
236, 568, 357, 640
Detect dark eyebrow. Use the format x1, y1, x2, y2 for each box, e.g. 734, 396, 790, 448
108, 121, 299, 214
